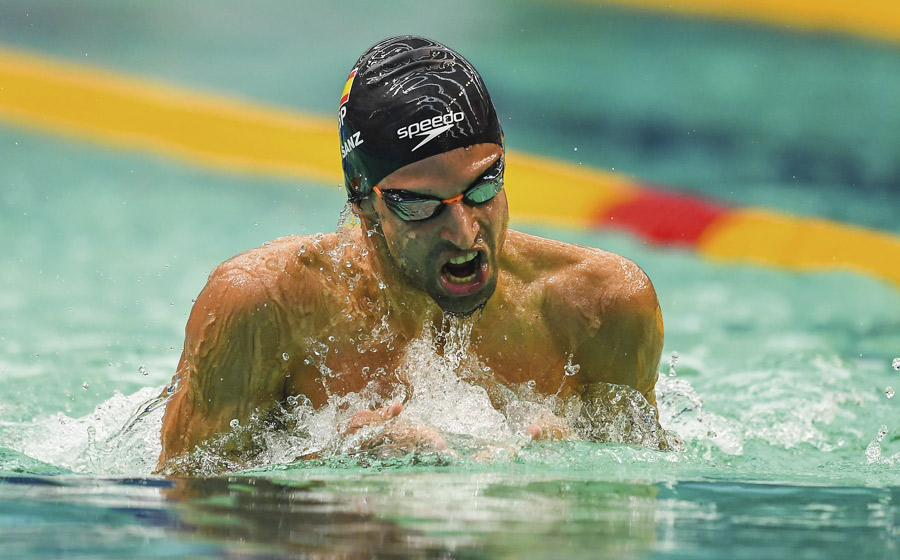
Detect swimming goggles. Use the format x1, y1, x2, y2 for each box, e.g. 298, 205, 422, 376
372, 158, 504, 222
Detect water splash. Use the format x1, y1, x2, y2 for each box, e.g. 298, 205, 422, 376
154, 314, 683, 475
656, 376, 742, 458
5, 387, 165, 476
893, 357, 900, 371
575, 382, 683, 451
436, 313, 476, 370
397, 317, 510, 443
865, 425, 889, 463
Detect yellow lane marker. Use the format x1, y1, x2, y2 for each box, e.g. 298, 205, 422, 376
699, 208, 900, 286
0, 46, 341, 183
505, 152, 638, 228
596, 0, 900, 43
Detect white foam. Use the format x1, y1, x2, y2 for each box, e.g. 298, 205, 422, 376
6, 386, 163, 476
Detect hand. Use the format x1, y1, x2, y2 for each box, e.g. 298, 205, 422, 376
344, 401, 403, 436
379, 421, 447, 452
344, 401, 447, 452
526, 413, 574, 441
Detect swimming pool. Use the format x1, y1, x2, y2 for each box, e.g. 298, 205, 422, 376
2, 1, 899, 557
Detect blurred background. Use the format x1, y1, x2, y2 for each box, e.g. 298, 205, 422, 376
3, 0, 900, 221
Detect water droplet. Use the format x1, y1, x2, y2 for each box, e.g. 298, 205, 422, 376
564, 354, 580, 376
893, 357, 900, 371
667, 351, 679, 377
139, 365, 148, 376
81, 382, 89, 390
886, 386, 895, 399
668, 351, 679, 366
327, 336, 335, 343
286, 395, 298, 407
230, 419, 240, 429
526, 380, 536, 390
282, 352, 290, 361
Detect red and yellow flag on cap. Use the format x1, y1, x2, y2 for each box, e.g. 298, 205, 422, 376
340, 68, 357, 106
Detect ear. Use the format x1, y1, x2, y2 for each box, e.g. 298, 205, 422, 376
353, 197, 380, 230
352, 196, 376, 217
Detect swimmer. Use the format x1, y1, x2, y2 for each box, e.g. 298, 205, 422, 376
158, 36, 664, 467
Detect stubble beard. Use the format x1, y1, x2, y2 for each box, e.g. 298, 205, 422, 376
368, 213, 499, 318
394, 252, 497, 317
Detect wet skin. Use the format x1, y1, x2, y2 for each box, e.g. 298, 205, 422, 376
158, 144, 664, 467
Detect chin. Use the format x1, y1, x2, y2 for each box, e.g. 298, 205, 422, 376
430, 276, 497, 318
437, 299, 486, 318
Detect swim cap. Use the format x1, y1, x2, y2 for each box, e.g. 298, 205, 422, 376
338, 36, 503, 201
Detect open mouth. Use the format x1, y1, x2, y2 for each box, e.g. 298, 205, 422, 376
441, 251, 482, 284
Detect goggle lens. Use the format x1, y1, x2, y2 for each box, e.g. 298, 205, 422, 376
374, 159, 504, 222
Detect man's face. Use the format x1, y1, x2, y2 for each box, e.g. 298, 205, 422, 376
364, 143, 508, 316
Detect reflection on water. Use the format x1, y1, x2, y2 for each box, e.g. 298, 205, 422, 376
164, 476, 464, 559
0, 469, 661, 559
1, 468, 897, 559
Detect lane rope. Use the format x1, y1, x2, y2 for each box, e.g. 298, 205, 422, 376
2, 45, 898, 288
595, 0, 900, 44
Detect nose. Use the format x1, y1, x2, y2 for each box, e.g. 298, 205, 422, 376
440, 199, 480, 249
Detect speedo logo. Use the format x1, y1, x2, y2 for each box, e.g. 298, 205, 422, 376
397, 111, 465, 152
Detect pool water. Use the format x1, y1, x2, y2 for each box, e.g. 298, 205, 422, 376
2, 1, 900, 558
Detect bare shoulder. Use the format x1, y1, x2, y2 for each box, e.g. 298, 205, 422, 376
503, 230, 663, 397
186, 233, 342, 337
502, 229, 657, 319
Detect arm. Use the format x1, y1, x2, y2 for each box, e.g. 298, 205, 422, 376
158, 264, 288, 466
553, 254, 664, 406
579, 280, 664, 407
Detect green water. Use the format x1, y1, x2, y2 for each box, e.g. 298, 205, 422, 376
1, 1, 899, 557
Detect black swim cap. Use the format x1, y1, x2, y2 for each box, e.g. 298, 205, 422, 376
338, 36, 503, 201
